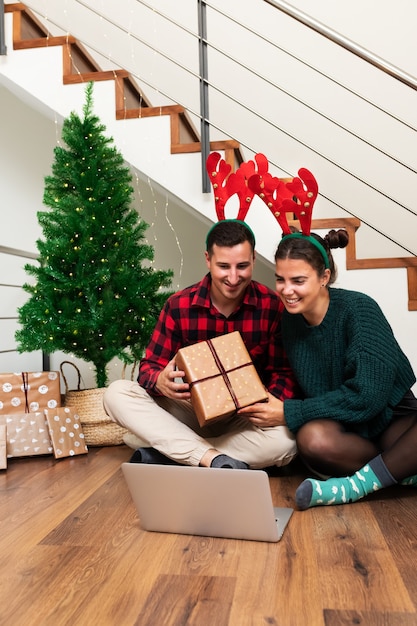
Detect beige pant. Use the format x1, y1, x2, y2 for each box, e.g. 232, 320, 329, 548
104, 379, 297, 469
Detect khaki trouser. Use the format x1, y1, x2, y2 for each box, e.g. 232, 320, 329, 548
104, 379, 297, 468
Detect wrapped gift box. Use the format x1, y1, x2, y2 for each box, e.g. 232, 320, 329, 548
0, 371, 61, 415
0, 424, 6, 469
44, 407, 88, 459
0, 412, 53, 458
175, 331, 268, 427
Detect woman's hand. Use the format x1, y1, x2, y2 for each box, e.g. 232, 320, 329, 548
237, 392, 286, 428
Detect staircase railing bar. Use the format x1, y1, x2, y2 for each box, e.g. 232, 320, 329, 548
75, 0, 197, 38
0, 284, 25, 288
46, 20, 416, 180
204, 2, 416, 132
77, 0, 416, 93
17, 25, 413, 254
264, 0, 417, 91
200, 42, 416, 174
201, 81, 417, 218
0, 245, 37, 259
0, 247, 49, 366
220, 140, 416, 257
38, 2, 417, 134
197, 0, 210, 193
0, 0, 6, 55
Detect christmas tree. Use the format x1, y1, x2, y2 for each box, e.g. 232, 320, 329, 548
16, 82, 173, 388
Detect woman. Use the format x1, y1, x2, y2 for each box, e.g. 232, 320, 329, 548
273, 228, 417, 510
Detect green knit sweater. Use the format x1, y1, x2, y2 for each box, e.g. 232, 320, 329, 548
283, 288, 416, 439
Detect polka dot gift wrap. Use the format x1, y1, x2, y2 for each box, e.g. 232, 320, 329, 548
0, 372, 61, 415
44, 407, 88, 458
175, 331, 268, 427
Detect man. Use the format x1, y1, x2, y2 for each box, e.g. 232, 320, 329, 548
104, 220, 297, 469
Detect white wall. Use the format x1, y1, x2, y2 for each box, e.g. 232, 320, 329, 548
0, 85, 56, 373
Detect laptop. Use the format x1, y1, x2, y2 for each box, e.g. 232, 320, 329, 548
122, 463, 293, 543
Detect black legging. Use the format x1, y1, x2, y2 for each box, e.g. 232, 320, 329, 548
296, 390, 417, 478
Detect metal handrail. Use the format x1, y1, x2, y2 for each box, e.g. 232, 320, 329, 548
0, 245, 37, 259
197, 0, 210, 193
264, 0, 417, 90
0, 0, 7, 55
0, 246, 49, 367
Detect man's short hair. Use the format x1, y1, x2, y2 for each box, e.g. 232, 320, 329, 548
206, 219, 256, 255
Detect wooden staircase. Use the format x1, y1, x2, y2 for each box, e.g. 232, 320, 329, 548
4, 2, 417, 310
5, 2, 243, 171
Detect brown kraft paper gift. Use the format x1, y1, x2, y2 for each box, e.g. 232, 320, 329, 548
0, 412, 53, 458
175, 331, 268, 427
0, 371, 61, 415
0, 424, 6, 469
44, 407, 88, 459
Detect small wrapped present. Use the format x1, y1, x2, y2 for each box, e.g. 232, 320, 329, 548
0, 371, 61, 415
0, 424, 6, 469
0, 412, 53, 458
175, 331, 268, 427
44, 407, 88, 459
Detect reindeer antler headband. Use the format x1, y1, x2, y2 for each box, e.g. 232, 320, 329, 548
248, 164, 329, 269
206, 152, 329, 269
205, 152, 270, 247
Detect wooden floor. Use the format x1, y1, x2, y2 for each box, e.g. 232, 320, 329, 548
1, 446, 417, 626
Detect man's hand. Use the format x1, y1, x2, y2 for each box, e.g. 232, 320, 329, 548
155, 357, 191, 400
237, 392, 286, 428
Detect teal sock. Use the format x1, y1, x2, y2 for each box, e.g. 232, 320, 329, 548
295, 454, 396, 510
400, 475, 417, 487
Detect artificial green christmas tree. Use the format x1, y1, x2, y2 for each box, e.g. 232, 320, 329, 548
16, 82, 173, 388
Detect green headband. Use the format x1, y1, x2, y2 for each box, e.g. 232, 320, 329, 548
205, 219, 256, 249
282, 233, 330, 269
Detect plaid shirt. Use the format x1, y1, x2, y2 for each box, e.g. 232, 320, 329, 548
139, 273, 297, 400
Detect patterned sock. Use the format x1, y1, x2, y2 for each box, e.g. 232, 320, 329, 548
400, 475, 417, 487
295, 454, 396, 510
210, 454, 249, 470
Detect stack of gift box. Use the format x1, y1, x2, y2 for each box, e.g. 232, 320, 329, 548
0, 371, 88, 470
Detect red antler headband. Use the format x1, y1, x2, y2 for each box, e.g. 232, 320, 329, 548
205, 152, 270, 246
206, 151, 269, 221
247, 161, 329, 269
206, 152, 329, 268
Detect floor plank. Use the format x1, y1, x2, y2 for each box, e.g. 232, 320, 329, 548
311, 502, 414, 612
0, 448, 416, 626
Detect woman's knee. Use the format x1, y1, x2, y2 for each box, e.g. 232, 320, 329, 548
296, 421, 338, 459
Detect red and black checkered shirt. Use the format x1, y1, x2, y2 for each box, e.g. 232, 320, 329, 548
138, 273, 297, 400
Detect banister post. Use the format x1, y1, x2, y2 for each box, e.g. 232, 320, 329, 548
197, 0, 210, 193
0, 0, 7, 55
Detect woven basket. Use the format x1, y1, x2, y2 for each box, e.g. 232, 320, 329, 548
60, 361, 128, 447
